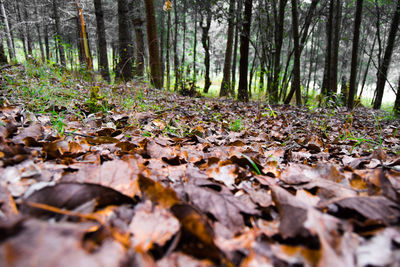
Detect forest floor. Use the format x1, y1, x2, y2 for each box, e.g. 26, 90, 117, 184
0, 62, 400, 266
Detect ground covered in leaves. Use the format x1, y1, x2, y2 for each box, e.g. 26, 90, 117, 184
1, 63, 400, 266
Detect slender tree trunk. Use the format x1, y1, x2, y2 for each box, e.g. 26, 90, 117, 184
231, 0, 242, 96
76, 0, 92, 70
15, 1, 28, 60
117, 0, 133, 81
394, 76, 400, 116
220, 0, 235, 97
44, 24, 50, 61
271, 0, 288, 102
0, 30, 7, 63
94, 0, 110, 82
358, 33, 376, 99
322, 0, 334, 95
52, 0, 66, 67
166, 11, 171, 90
22, 0, 32, 56
0, 0, 14, 61
347, 0, 363, 109
284, 0, 302, 105
34, 0, 45, 61
173, 3, 180, 91
160, 9, 165, 86
329, 0, 341, 94
144, 0, 162, 88
131, 0, 145, 78
237, 0, 253, 102
192, 8, 198, 83
373, 0, 400, 109
201, 10, 212, 93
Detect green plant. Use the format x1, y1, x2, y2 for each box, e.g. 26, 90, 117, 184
229, 118, 243, 132
50, 111, 66, 137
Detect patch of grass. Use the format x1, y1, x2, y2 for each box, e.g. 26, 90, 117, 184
229, 118, 243, 132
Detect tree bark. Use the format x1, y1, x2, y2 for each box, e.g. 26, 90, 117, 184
131, 0, 145, 78
231, 0, 242, 96
284, 0, 302, 106
117, 0, 133, 81
192, 7, 198, 83
394, 76, 400, 116
0, 31, 7, 64
347, 0, 363, 109
166, 11, 171, 90
144, 0, 162, 89
270, 0, 288, 102
237, 0, 253, 102
329, 0, 341, 94
52, 0, 66, 67
0, 0, 14, 61
201, 10, 212, 93
173, 2, 180, 91
220, 0, 235, 97
373, 0, 400, 109
34, 0, 46, 62
94, 0, 110, 82
322, 0, 334, 95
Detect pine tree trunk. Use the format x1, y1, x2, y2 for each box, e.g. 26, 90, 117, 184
373, 0, 400, 109
144, 0, 162, 89
117, 0, 132, 81
192, 8, 197, 83
231, 0, 242, 96
173, 3, 180, 91
52, 0, 66, 67
220, 0, 235, 97
201, 11, 212, 93
0, 0, 14, 61
271, 0, 288, 102
322, 0, 334, 95
131, 0, 145, 78
284, 0, 302, 106
347, 0, 363, 109
34, 0, 45, 62
394, 76, 400, 116
166, 11, 171, 90
237, 0, 253, 102
94, 0, 110, 82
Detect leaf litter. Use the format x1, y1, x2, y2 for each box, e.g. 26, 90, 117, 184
0, 64, 400, 266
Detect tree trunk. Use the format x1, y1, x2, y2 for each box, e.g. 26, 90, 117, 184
231, 0, 242, 96
34, 0, 46, 62
117, 0, 133, 81
270, 0, 288, 102
44, 24, 50, 61
52, 0, 66, 67
394, 76, 400, 116
131, 0, 145, 78
0, 0, 14, 61
173, 2, 180, 91
220, 0, 235, 97
373, 0, 400, 109
284, 0, 302, 106
166, 11, 171, 90
237, 0, 253, 102
76, 0, 92, 70
192, 7, 197, 83
329, 0, 341, 94
0, 31, 7, 64
94, 0, 110, 82
22, 0, 33, 57
347, 0, 363, 109
201, 10, 212, 93
322, 0, 334, 95
144, 0, 162, 89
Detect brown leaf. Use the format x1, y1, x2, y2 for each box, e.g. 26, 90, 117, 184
138, 174, 180, 208
20, 183, 136, 219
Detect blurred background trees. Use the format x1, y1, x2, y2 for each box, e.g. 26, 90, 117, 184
1, 0, 400, 112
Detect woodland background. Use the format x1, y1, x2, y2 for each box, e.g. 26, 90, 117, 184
0, 0, 400, 112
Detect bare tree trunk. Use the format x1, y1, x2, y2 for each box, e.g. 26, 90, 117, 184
220, 0, 235, 97
44, 24, 50, 61
52, 0, 66, 67
329, 0, 341, 94
144, 0, 162, 89
94, 0, 110, 82
34, 0, 46, 61
271, 0, 288, 102
22, 0, 32, 57
201, 9, 212, 93
76, 0, 92, 70
373, 0, 400, 109
347, 0, 363, 109
117, 0, 132, 81
192, 7, 197, 83
166, 11, 171, 90
237, 0, 253, 102
231, 0, 242, 96
131, 0, 145, 78
0, 0, 14, 61
0, 30, 7, 63
284, 0, 302, 106
173, 3, 180, 91
394, 76, 400, 116
322, 0, 334, 95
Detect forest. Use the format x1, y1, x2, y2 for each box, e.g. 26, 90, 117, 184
0, 0, 400, 266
